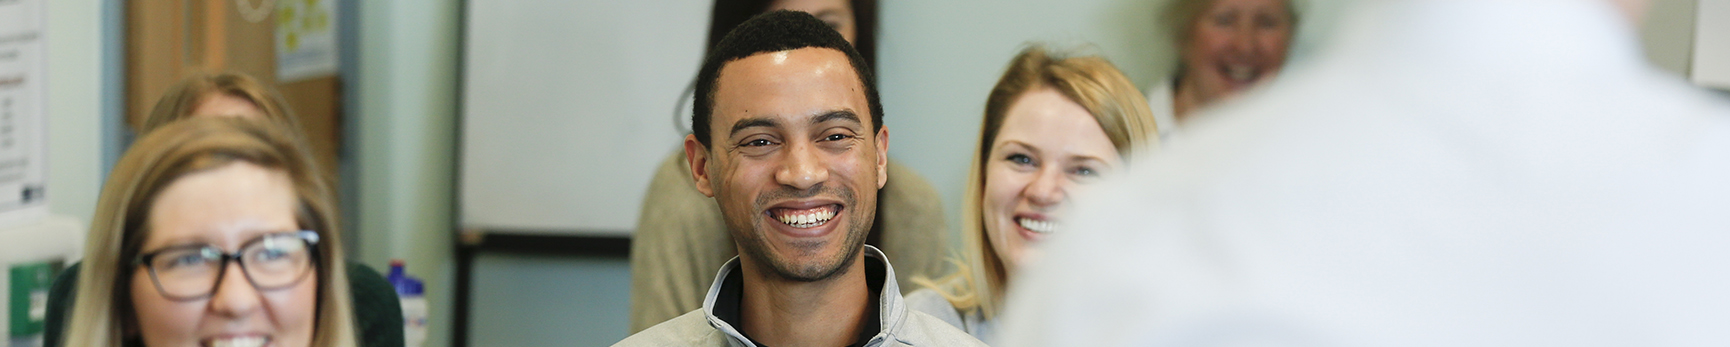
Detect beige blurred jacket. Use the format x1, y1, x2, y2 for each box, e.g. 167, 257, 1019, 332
629, 150, 951, 333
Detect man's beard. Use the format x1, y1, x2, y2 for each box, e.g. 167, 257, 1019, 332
728, 182, 873, 282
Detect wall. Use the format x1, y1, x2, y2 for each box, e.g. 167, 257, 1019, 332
467, 253, 631, 346
46, 0, 103, 223
353, 1, 461, 347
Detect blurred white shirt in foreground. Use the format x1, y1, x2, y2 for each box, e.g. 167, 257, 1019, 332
996, 0, 1730, 346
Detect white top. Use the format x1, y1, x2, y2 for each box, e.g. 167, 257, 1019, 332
996, 0, 1730, 346
904, 285, 998, 343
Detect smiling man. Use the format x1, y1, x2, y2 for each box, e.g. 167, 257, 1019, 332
612, 11, 986, 347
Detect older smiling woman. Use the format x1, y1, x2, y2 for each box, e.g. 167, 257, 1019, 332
1152, 0, 1298, 137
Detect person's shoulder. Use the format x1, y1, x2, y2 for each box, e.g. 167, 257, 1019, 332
893, 310, 988, 347
903, 287, 947, 307
636, 148, 724, 229
876, 159, 948, 238
643, 149, 699, 197
902, 288, 965, 330
882, 160, 940, 199
879, 160, 945, 220
612, 310, 727, 347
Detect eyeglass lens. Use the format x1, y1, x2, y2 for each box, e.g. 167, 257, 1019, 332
146, 232, 314, 299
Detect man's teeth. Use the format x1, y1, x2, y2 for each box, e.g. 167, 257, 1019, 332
1017, 217, 1057, 234
209, 336, 268, 347
776, 207, 836, 228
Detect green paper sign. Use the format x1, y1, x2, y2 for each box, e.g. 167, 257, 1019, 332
9, 259, 64, 343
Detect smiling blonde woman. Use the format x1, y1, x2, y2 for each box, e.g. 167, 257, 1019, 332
907, 44, 1158, 342
62, 118, 357, 347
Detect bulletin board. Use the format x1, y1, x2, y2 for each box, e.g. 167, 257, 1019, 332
0, 0, 50, 231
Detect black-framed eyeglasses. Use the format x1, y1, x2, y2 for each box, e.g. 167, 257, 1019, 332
134, 230, 321, 301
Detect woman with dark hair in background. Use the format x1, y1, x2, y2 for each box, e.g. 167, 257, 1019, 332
703, 0, 876, 69
628, 0, 952, 333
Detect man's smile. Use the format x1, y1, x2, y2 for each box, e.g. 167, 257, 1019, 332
762, 199, 845, 237
771, 204, 839, 229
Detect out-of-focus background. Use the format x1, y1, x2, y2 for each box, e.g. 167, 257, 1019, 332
0, 0, 1723, 346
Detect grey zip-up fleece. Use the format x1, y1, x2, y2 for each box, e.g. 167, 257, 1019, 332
614, 246, 988, 347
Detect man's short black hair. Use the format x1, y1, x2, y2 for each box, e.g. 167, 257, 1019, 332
692, 10, 883, 147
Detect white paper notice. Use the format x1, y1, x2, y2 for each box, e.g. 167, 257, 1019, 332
0, 0, 51, 230
276, 0, 340, 82
1694, 0, 1730, 90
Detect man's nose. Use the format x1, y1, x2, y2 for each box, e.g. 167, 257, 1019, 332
775, 141, 829, 190
208, 261, 263, 318
1024, 167, 1067, 208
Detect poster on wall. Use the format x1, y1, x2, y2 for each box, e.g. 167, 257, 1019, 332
0, 0, 51, 231
276, 0, 340, 82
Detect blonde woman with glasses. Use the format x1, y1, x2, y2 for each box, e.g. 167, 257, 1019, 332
61, 117, 357, 347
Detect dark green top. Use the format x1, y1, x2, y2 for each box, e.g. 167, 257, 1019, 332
41, 261, 405, 347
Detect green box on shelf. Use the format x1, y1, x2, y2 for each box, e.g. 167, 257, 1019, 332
9, 259, 65, 339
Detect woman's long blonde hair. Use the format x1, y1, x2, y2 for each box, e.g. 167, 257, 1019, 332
915, 44, 1159, 320
63, 118, 357, 347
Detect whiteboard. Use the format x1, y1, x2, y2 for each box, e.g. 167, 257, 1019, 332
461, 0, 710, 236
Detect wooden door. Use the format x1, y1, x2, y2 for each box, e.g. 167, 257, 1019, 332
126, 0, 343, 181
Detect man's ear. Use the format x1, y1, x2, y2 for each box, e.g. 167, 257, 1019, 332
684, 134, 717, 197
875, 126, 889, 189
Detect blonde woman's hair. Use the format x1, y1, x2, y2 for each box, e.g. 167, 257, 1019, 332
914, 44, 1159, 320
63, 117, 357, 347
138, 72, 302, 136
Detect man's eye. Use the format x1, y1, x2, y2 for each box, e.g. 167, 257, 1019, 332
742, 139, 775, 147
823, 134, 854, 142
